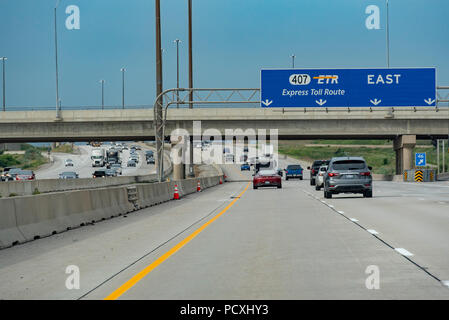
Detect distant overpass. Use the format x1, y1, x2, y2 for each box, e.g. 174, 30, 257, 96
0, 107, 448, 142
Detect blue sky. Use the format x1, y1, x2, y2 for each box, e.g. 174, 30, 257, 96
0, 0, 448, 107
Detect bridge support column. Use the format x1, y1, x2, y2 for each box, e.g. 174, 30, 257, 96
393, 135, 416, 174
171, 137, 186, 181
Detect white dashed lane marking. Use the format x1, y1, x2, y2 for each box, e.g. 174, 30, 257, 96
395, 248, 414, 257
367, 229, 379, 235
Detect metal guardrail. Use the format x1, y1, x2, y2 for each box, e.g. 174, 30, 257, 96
437, 86, 449, 105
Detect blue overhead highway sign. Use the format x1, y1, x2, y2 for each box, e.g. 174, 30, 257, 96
415, 152, 426, 167
261, 68, 436, 108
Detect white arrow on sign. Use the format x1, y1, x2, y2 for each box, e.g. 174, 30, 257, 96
261, 99, 273, 107
424, 98, 435, 105
370, 98, 381, 106
315, 99, 327, 106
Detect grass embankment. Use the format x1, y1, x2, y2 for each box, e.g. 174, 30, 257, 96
52, 143, 74, 153
279, 140, 448, 175
0, 144, 49, 170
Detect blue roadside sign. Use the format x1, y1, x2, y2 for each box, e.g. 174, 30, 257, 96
261, 68, 436, 108
415, 153, 426, 167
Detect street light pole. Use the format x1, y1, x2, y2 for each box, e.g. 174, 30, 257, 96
188, 0, 195, 177
174, 39, 181, 108
1, 57, 6, 111
99, 80, 105, 110
386, 0, 390, 68
120, 68, 125, 109
291, 54, 295, 68
54, 3, 61, 118
155, 0, 164, 181
188, 0, 193, 109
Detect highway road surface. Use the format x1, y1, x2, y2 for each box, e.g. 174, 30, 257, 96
35, 145, 155, 180
0, 161, 449, 299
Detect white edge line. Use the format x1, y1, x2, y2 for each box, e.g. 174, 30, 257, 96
350, 218, 358, 222
367, 229, 379, 235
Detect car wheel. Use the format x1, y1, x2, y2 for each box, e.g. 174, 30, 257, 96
324, 190, 332, 199
300, 176, 303, 180
286, 177, 289, 181
277, 184, 282, 189
364, 190, 373, 198
253, 185, 258, 190
315, 185, 320, 191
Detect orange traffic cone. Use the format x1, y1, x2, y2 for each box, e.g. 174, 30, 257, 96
197, 180, 201, 192
219, 177, 223, 184
173, 184, 180, 200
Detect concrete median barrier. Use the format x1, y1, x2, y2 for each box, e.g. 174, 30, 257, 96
136, 182, 171, 208
0, 198, 26, 248
14, 192, 69, 241
0, 174, 222, 249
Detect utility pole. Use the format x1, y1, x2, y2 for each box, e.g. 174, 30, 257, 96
155, 0, 164, 181
174, 39, 181, 108
54, 2, 61, 118
188, 0, 193, 108
1, 57, 6, 111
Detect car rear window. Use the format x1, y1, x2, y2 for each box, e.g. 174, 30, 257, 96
332, 160, 366, 170
287, 165, 302, 170
258, 170, 277, 176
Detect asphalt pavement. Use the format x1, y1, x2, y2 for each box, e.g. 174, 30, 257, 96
1, 163, 448, 299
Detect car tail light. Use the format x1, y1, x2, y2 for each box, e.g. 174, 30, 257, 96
311, 169, 316, 174
364, 183, 371, 187
329, 185, 335, 188
360, 172, 371, 176
285, 170, 288, 174
328, 172, 339, 177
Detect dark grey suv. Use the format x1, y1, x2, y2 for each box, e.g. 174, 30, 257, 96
323, 157, 373, 199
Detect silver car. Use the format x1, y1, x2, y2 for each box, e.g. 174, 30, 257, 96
324, 157, 373, 199
110, 163, 122, 175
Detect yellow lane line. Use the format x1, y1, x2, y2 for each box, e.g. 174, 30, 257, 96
104, 182, 251, 300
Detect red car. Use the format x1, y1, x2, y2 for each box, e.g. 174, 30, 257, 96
15, 170, 36, 181
253, 170, 282, 189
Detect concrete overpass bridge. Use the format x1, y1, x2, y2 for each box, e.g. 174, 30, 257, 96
0, 107, 448, 141
1, 106, 448, 174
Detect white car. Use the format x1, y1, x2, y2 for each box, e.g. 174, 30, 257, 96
65, 159, 74, 167
315, 165, 328, 191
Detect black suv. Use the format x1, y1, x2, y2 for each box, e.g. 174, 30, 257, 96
92, 169, 106, 178
308, 160, 330, 185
